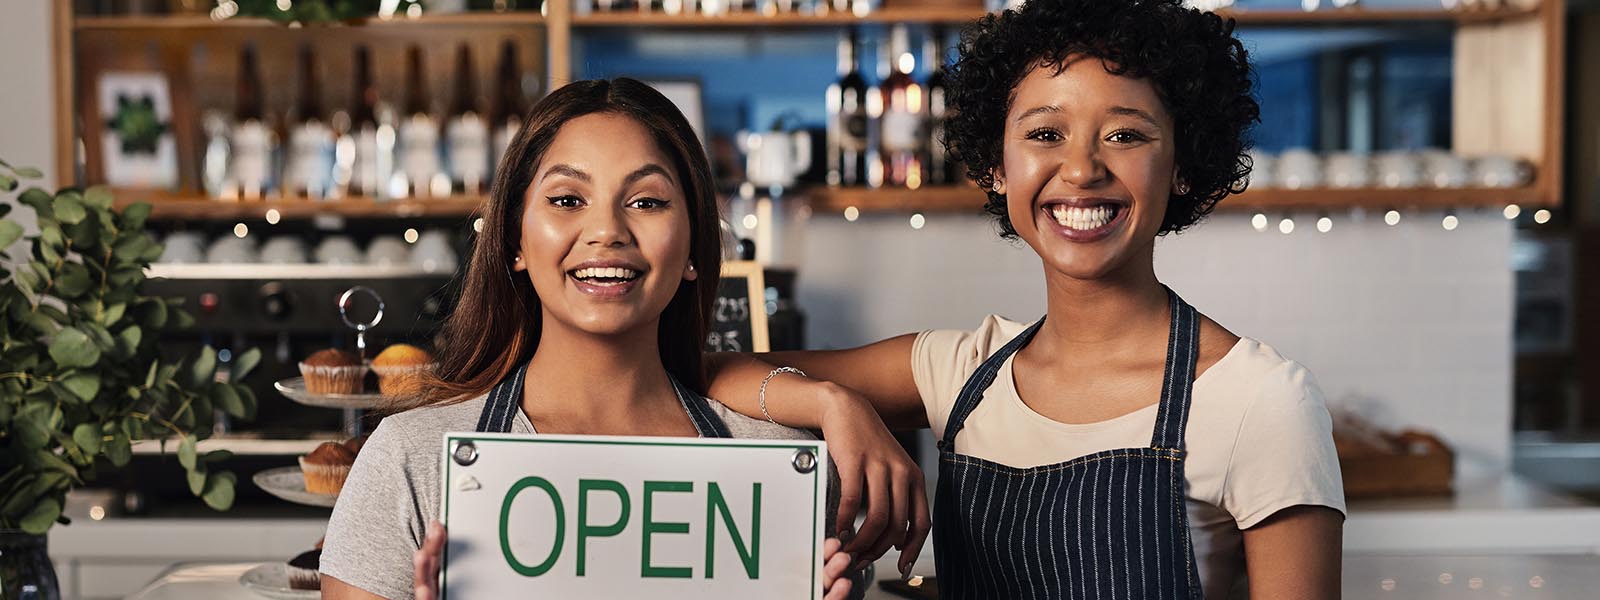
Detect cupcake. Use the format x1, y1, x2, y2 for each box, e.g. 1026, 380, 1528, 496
299, 349, 366, 395
299, 441, 356, 496
286, 549, 321, 590
370, 344, 436, 398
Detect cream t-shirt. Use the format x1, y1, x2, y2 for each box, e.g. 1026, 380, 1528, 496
913, 315, 1346, 599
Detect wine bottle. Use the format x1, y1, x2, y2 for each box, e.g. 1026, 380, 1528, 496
445, 45, 489, 196
399, 45, 444, 198
286, 44, 336, 199
825, 29, 869, 187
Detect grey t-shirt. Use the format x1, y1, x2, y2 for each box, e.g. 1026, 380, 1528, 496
320, 392, 818, 599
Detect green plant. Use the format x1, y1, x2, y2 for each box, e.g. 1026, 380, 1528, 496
0, 161, 258, 535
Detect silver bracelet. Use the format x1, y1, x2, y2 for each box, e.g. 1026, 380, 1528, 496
759, 367, 806, 424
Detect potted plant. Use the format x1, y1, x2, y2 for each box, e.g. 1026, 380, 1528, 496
0, 161, 257, 600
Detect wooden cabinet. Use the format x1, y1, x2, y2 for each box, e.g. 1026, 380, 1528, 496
49, 0, 1565, 219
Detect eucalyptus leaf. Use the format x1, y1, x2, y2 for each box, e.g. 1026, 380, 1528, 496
231, 347, 262, 382
15, 418, 51, 449
54, 194, 87, 224
0, 220, 22, 249
0, 173, 15, 191
144, 360, 159, 388
137, 300, 168, 329
178, 435, 197, 470
186, 463, 207, 496
201, 471, 236, 511
48, 327, 99, 368
14, 167, 44, 179
202, 449, 234, 464
121, 202, 151, 230
102, 302, 127, 326
115, 325, 142, 358
55, 263, 92, 298
72, 423, 102, 455
172, 308, 195, 329
84, 186, 112, 210
17, 188, 52, 216
106, 431, 132, 467
190, 346, 217, 388
19, 498, 61, 535
212, 383, 245, 418
60, 372, 100, 402
237, 385, 257, 421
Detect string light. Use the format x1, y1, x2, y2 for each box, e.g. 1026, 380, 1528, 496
1503, 204, 1521, 220
1278, 217, 1294, 234
1534, 209, 1551, 224
1384, 210, 1401, 226
1442, 213, 1459, 231
843, 206, 860, 222
233, 223, 249, 238
265, 209, 281, 225
1316, 216, 1332, 233
404, 228, 420, 244
910, 213, 926, 230
1251, 213, 1268, 231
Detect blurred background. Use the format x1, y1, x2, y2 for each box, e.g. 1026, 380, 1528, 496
1, 0, 1598, 598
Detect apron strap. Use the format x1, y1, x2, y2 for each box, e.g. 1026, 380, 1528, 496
475, 361, 529, 433
673, 377, 732, 439
1150, 287, 1201, 450
937, 318, 1046, 451
474, 361, 730, 438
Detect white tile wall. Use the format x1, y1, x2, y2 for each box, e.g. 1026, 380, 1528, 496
794, 209, 1514, 471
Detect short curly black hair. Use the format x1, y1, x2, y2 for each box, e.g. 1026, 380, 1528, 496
944, 0, 1259, 237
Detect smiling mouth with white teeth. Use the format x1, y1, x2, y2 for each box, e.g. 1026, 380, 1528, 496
1049, 204, 1121, 231
568, 266, 642, 287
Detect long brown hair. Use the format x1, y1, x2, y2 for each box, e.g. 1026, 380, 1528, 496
416, 78, 722, 407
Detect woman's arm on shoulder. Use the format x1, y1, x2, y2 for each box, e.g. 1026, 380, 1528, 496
706, 334, 925, 430
1242, 505, 1343, 599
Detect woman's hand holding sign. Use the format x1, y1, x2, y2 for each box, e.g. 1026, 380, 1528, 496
408, 521, 858, 599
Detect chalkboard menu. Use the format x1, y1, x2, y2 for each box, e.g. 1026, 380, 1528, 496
706, 261, 769, 353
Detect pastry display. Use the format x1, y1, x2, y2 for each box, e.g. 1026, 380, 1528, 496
298, 348, 367, 394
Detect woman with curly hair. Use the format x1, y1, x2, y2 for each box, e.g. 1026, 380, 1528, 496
706, 0, 1345, 597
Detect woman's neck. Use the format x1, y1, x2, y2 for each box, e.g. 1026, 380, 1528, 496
521, 316, 679, 428
1035, 251, 1170, 357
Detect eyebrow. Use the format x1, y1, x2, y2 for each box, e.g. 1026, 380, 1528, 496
543, 164, 591, 183
540, 163, 673, 187
1108, 106, 1162, 128
1014, 105, 1060, 123
623, 164, 674, 187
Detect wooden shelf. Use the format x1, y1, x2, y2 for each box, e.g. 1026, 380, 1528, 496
69, 5, 1540, 31
1216, 6, 1541, 26
572, 7, 983, 27
109, 190, 486, 221
73, 12, 543, 30
805, 184, 1548, 215
569, 5, 1538, 28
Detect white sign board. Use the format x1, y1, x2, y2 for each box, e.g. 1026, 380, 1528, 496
441, 433, 828, 599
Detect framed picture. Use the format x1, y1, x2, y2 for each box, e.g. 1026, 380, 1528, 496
641, 79, 706, 148
97, 71, 178, 188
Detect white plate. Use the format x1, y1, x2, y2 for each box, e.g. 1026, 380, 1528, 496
275, 377, 387, 409
252, 466, 337, 508
239, 562, 319, 600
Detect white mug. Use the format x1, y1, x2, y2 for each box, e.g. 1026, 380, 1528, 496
1276, 148, 1323, 190
1323, 152, 1372, 189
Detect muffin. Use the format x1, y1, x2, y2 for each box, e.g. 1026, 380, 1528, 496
299, 349, 366, 395
286, 549, 321, 590
299, 441, 356, 495
370, 344, 436, 398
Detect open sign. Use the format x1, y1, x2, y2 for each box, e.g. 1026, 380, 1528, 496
440, 434, 828, 599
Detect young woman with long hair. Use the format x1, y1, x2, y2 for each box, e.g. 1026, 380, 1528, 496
318, 78, 883, 600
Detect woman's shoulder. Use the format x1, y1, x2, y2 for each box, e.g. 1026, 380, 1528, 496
915, 314, 1036, 365
365, 394, 493, 458
1206, 338, 1322, 404
703, 398, 817, 441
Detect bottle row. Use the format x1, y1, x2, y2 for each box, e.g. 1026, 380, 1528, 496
826, 24, 960, 190
204, 41, 532, 202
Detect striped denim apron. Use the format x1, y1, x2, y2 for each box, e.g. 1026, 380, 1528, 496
931, 290, 1203, 599
473, 361, 733, 437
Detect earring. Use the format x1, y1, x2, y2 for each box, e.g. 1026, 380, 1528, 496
687, 263, 696, 273
1174, 181, 1190, 195
992, 180, 1006, 194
